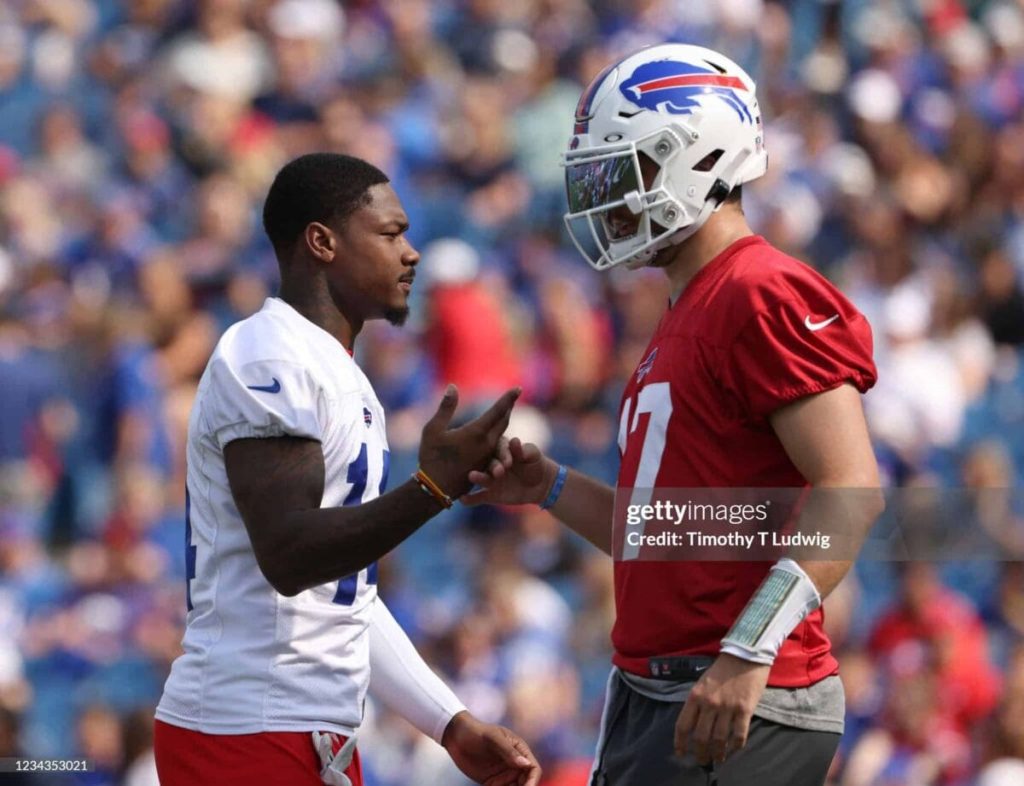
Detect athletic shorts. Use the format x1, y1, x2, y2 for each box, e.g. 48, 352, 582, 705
591, 670, 840, 786
154, 719, 363, 786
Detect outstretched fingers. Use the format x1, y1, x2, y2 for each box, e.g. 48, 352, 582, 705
475, 387, 521, 438
423, 384, 459, 436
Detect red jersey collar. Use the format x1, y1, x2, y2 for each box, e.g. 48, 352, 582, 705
680, 234, 766, 301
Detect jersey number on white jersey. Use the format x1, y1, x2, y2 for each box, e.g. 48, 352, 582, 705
332, 444, 390, 605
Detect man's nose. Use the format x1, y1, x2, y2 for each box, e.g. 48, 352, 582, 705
403, 239, 420, 265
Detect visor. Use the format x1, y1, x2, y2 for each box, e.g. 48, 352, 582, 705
565, 153, 640, 214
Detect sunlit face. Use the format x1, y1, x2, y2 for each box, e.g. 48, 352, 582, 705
326, 183, 420, 326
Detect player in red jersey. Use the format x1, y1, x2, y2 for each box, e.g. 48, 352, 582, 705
464, 44, 883, 785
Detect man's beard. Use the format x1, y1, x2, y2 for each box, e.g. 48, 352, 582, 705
384, 305, 410, 326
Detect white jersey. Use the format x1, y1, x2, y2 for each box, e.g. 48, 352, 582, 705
157, 297, 389, 735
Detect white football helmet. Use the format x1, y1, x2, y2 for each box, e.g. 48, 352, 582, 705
562, 43, 768, 271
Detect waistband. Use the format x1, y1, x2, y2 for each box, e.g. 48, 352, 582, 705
645, 655, 715, 681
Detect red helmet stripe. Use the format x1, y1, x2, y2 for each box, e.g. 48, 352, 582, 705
635, 74, 746, 93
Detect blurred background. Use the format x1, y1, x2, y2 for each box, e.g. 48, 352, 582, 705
1, 0, 1024, 784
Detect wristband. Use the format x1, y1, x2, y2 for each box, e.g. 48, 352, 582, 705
540, 464, 568, 510
720, 558, 821, 665
413, 468, 454, 509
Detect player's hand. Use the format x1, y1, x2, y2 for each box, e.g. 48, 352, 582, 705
419, 385, 521, 499
674, 653, 771, 766
441, 711, 542, 786
461, 437, 557, 508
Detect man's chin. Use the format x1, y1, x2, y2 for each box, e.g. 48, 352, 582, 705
384, 305, 410, 327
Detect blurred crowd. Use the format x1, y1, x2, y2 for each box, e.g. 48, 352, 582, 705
1, 0, 1024, 784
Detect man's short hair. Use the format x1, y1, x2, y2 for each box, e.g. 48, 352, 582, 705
262, 153, 389, 254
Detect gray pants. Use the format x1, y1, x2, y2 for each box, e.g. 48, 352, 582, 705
591, 671, 841, 786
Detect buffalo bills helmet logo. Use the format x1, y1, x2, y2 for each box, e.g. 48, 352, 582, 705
620, 60, 753, 124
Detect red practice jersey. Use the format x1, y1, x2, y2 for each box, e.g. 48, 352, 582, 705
612, 235, 877, 687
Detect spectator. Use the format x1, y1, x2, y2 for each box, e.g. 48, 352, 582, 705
869, 563, 1000, 733
421, 238, 522, 404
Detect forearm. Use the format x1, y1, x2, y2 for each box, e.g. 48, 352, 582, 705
544, 461, 616, 555
720, 480, 883, 664
789, 482, 885, 600
767, 385, 884, 601
267, 480, 444, 595
369, 599, 466, 743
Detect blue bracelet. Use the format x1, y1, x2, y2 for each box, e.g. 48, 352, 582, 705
540, 464, 568, 510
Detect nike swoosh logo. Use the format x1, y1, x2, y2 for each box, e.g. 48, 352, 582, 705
804, 314, 839, 332
247, 378, 281, 394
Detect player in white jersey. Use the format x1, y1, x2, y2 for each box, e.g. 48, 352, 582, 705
155, 153, 541, 786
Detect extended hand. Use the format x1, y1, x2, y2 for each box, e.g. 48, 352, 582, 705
419, 385, 521, 498
674, 654, 771, 765
461, 437, 557, 508
442, 711, 541, 786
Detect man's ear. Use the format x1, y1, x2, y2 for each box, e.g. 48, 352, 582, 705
304, 222, 336, 263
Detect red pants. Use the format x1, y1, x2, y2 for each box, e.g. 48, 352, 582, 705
154, 719, 363, 786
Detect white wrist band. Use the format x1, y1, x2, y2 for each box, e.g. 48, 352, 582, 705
720, 558, 822, 665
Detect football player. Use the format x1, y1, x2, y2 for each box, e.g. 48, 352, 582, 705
465, 44, 883, 785
155, 153, 540, 786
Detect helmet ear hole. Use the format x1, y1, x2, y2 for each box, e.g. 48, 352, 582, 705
693, 149, 724, 172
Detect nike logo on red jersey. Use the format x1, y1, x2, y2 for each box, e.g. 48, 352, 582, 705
804, 314, 839, 332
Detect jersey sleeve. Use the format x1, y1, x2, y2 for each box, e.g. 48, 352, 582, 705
202, 357, 323, 449
722, 293, 877, 422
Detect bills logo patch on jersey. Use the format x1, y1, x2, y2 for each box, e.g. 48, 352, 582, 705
619, 60, 753, 124
363, 407, 372, 427
636, 347, 659, 383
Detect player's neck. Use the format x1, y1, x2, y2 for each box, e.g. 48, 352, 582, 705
662, 210, 753, 302
279, 276, 360, 351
